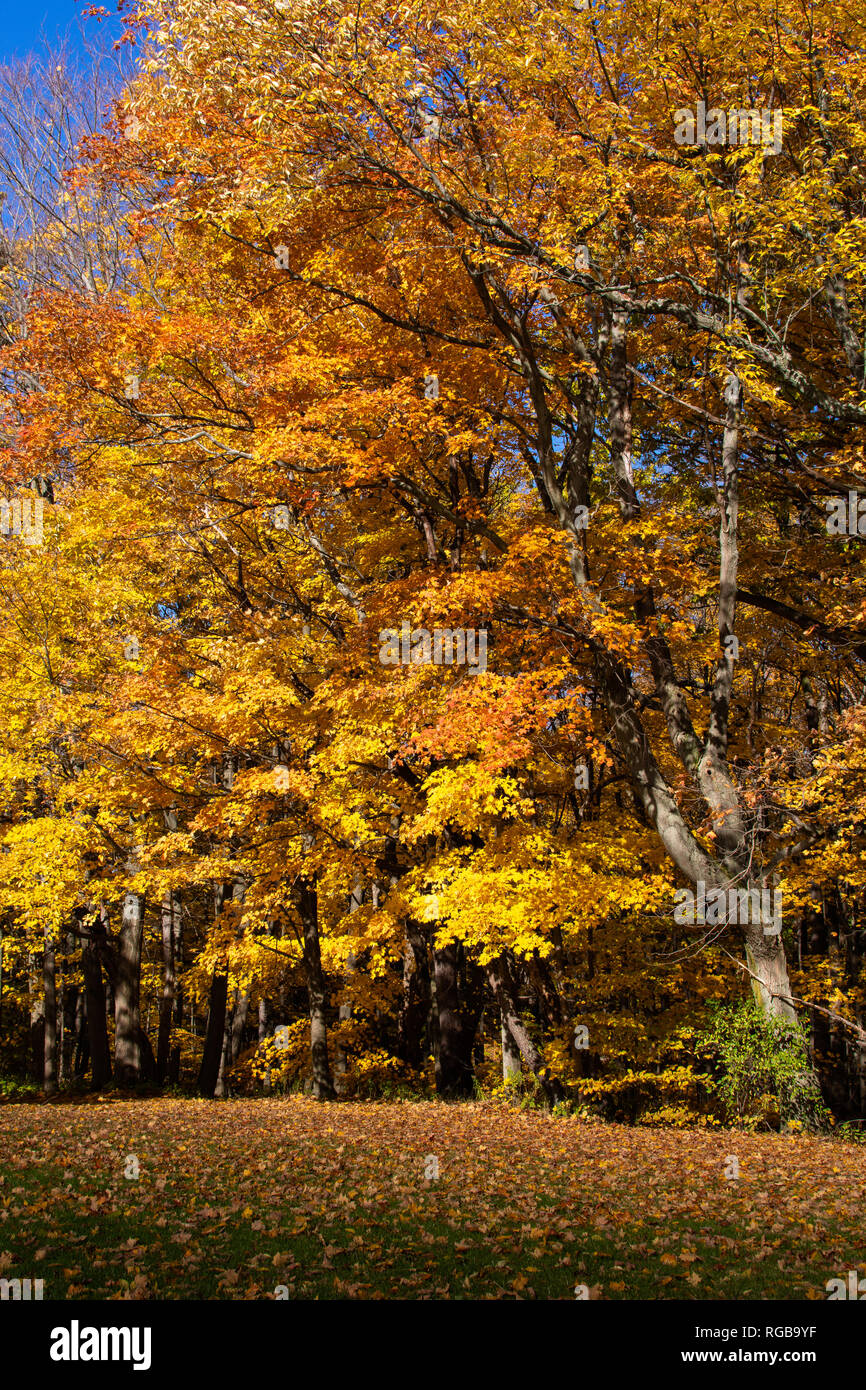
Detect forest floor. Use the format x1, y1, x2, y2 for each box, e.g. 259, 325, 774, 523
0, 1096, 863, 1300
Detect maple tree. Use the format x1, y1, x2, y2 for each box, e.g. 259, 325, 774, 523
0, 0, 865, 1128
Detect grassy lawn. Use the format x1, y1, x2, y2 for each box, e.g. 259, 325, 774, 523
0, 1097, 863, 1300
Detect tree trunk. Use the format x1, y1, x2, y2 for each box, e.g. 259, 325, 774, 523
73, 991, 88, 1077
214, 989, 234, 1099
136, 1026, 158, 1082
336, 878, 363, 1080
60, 933, 78, 1084
501, 1014, 522, 1082
156, 891, 180, 1084
744, 922, 797, 1022
43, 930, 57, 1096
28, 952, 43, 1083
258, 998, 270, 1092
115, 888, 144, 1086
432, 941, 475, 1097
169, 897, 183, 1084
298, 879, 336, 1100
397, 920, 430, 1070
197, 969, 229, 1097
488, 954, 563, 1105
230, 989, 249, 1063
82, 939, 111, 1088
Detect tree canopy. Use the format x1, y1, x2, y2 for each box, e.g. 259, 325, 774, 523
1, 0, 865, 1125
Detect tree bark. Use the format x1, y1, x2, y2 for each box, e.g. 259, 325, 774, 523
214, 989, 234, 1099
488, 954, 563, 1105
28, 952, 43, 1083
298, 878, 336, 1100
169, 897, 183, 1084
114, 888, 144, 1086
336, 878, 363, 1081
156, 891, 180, 1083
745, 923, 797, 1022
501, 1014, 522, 1082
72, 990, 88, 1077
197, 969, 229, 1097
60, 933, 78, 1084
397, 919, 430, 1070
258, 998, 270, 1092
43, 930, 57, 1096
81, 938, 111, 1088
136, 1025, 158, 1082
432, 941, 475, 1097
230, 989, 250, 1063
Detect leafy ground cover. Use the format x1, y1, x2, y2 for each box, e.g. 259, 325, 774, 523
0, 1098, 863, 1300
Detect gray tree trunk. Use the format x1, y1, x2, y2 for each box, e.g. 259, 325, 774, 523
336, 878, 363, 1081
82, 935, 111, 1088
230, 989, 250, 1062
298, 878, 336, 1100
214, 989, 234, 1099
28, 952, 44, 1083
501, 1015, 522, 1083
488, 955, 563, 1104
43, 930, 57, 1096
156, 891, 180, 1083
114, 889, 144, 1086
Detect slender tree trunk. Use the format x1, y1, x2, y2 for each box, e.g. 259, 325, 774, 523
115, 887, 144, 1086
156, 891, 180, 1083
197, 969, 229, 1097
28, 952, 44, 1083
230, 990, 250, 1062
336, 954, 355, 1078
169, 898, 183, 1084
397, 920, 430, 1070
73, 991, 88, 1077
501, 1015, 522, 1082
82, 938, 111, 1089
60, 933, 78, 1084
336, 878, 363, 1082
487, 955, 563, 1105
136, 1026, 158, 1082
429, 967, 440, 1086
258, 998, 271, 1092
43, 930, 57, 1096
214, 990, 234, 1099
298, 879, 336, 1100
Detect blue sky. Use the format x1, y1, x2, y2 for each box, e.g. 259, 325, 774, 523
1, 0, 125, 62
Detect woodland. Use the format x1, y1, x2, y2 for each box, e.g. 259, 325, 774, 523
1, 0, 866, 1140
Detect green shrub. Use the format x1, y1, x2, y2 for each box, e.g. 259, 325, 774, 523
697, 1002, 828, 1131
0, 1072, 40, 1101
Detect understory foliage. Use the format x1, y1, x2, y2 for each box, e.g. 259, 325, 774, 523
698, 1004, 830, 1132
0, 0, 865, 1127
